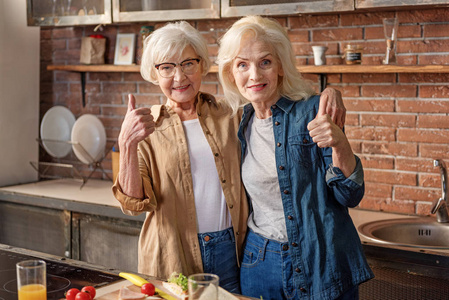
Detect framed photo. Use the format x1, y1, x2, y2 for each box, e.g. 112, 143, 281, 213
114, 33, 136, 65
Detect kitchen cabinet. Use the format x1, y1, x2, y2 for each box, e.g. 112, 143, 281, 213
221, 0, 354, 17
0, 197, 142, 272
72, 213, 141, 272
26, 0, 112, 26
0, 202, 70, 257
111, 0, 219, 22
356, 0, 449, 10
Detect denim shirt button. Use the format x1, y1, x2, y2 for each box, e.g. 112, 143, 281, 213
277, 142, 281, 147
283, 190, 289, 194
296, 268, 301, 273
292, 242, 298, 247
229, 204, 233, 209
287, 215, 293, 220
275, 121, 280, 126
272, 105, 277, 109
282, 244, 289, 251
279, 166, 285, 170
299, 287, 306, 292
204, 236, 210, 242
303, 138, 308, 144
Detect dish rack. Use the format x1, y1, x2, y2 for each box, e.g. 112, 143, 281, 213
30, 138, 113, 189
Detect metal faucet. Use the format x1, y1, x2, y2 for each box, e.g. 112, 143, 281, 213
431, 159, 449, 223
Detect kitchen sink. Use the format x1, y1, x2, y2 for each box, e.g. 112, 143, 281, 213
358, 217, 449, 249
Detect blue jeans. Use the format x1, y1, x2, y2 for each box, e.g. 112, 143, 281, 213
240, 229, 359, 300
198, 227, 241, 294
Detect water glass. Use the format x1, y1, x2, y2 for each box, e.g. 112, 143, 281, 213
188, 273, 219, 300
17, 260, 47, 300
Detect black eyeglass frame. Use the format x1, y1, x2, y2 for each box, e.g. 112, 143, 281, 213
154, 58, 201, 74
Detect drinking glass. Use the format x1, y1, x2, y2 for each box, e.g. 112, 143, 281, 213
382, 18, 399, 64
16, 260, 47, 300
188, 273, 219, 300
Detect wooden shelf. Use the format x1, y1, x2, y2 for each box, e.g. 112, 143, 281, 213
47, 64, 449, 74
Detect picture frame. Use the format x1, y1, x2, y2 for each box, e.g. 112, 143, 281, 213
114, 33, 136, 65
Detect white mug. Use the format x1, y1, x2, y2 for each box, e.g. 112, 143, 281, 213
312, 46, 328, 66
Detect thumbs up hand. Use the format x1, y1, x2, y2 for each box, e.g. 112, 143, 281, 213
307, 96, 346, 149
118, 94, 155, 150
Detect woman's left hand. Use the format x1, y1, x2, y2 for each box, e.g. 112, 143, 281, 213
307, 98, 348, 149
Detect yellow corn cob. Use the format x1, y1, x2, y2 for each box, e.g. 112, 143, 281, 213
118, 272, 149, 287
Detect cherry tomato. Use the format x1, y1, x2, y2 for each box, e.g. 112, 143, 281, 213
141, 283, 155, 296
65, 288, 80, 300
81, 286, 96, 299
75, 291, 92, 300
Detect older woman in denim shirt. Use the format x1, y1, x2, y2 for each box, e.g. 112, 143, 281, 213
217, 16, 374, 299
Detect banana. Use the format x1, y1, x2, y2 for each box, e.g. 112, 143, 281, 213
119, 272, 149, 287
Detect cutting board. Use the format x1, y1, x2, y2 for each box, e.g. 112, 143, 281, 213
96, 281, 180, 300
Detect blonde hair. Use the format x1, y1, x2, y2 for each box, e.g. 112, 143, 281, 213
217, 15, 315, 114
140, 21, 211, 84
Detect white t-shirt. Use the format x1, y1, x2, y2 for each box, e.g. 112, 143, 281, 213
183, 118, 231, 233
242, 115, 288, 242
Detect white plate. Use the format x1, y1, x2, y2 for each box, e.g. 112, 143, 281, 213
71, 114, 106, 165
40, 106, 76, 158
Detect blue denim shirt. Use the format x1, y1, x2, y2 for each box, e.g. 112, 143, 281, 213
238, 96, 374, 299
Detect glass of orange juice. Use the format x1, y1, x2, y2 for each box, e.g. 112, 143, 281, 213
16, 260, 47, 300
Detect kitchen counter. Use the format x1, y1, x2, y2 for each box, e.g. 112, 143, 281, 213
0, 178, 144, 221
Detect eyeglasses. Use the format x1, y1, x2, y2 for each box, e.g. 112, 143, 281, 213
155, 58, 201, 78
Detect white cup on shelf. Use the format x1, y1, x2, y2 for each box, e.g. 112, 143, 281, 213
312, 46, 328, 66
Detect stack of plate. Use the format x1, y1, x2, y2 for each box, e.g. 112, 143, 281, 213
40, 107, 106, 165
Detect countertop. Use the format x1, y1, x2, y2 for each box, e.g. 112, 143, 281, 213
0, 179, 145, 221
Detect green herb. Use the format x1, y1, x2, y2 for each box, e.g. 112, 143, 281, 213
167, 272, 188, 292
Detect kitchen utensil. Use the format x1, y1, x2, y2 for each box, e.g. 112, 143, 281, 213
40, 106, 76, 158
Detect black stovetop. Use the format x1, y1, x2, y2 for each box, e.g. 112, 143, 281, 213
0, 248, 122, 300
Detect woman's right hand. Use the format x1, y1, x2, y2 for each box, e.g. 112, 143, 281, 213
118, 94, 155, 150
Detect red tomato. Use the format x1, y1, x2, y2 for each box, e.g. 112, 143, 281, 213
141, 283, 155, 296
65, 288, 80, 300
81, 286, 96, 299
75, 291, 92, 300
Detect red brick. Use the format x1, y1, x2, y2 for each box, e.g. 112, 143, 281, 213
313, 28, 363, 42
419, 55, 449, 65
342, 73, 396, 84
289, 15, 339, 28
339, 86, 360, 97
395, 186, 440, 202
399, 73, 449, 83
365, 182, 393, 198
103, 83, 137, 94
361, 85, 417, 98
344, 99, 395, 112
398, 39, 449, 54
346, 127, 396, 141
345, 113, 359, 126
52, 27, 83, 39
361, 142, 418, 157
420, 85, 449, 98
348, 140, 361, 153
88, 93, 123, 105
88, 72, 123, 82
420, 144, 449, 159
341, 11, 394, 26
397, 8, 449, 23
359, 155, 394, 169
397, 128, 449, 144
134, 95, 163, 106
358, 197, 416, 214
396, 158, 436, 172
418, 115, 449, 129
139, 83, 162, 94
102, 106, 128, 116
361, 114, 416, 127
397, 100, 449, 113
288, 30, 309, 43
415, 202, 433, 216
419, 173, 441, 189
124, 72, 145, 82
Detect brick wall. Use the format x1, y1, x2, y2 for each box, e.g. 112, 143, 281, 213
40, 7, 449, 216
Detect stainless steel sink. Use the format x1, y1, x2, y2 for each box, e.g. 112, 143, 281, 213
358, 218, 449, 249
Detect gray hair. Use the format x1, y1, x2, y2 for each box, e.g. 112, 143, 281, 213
217, 15, 315, 115
140, 21, 211, 84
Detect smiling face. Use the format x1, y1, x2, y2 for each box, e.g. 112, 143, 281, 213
156, 45, 202, 106
230, 37, 284, 108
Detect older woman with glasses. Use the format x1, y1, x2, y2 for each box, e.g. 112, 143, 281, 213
112, 20, 345, 293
